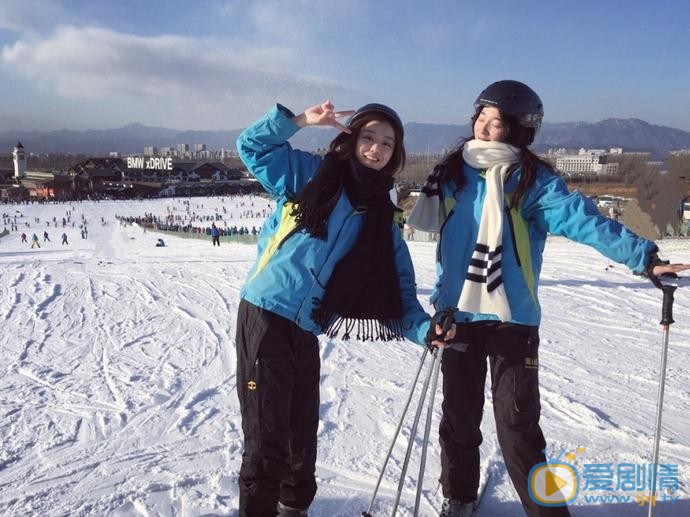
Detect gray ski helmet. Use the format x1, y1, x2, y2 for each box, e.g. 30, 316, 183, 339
346, 103, 404, 138
474, 80, 544, 130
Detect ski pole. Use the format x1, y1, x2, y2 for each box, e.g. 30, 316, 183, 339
363, 347, 429, 517
391, 348, 440, 516
648, 279, 677, 517
414, 346, 444, 516
364, 310, 456, 516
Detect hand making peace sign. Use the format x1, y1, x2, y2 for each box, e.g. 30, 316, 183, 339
292, 100, 355, 133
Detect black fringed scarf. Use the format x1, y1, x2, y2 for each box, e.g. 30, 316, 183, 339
290, 155, 405, 341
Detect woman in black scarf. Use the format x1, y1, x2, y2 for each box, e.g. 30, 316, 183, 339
235, 100, 437, 516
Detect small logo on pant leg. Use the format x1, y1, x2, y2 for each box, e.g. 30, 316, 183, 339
525, 357, 539, 369
247, 380, 257, 390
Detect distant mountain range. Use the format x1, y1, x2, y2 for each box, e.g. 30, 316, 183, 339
1, 118, 689, 159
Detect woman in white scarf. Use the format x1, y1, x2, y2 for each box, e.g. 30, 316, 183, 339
409, 80, 689, 517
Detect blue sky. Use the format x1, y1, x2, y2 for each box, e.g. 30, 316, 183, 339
1, 0, 689, 132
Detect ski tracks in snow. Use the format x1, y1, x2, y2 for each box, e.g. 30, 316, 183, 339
2, 204, 690, 516
0, 210, 247, 516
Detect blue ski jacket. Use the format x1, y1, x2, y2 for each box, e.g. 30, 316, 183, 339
429, 162, 657, 326
236, 104, 431, 345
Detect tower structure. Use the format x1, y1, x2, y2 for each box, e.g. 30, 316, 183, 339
13, 142, 26, 179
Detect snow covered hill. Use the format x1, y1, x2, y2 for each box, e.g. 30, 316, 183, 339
1, 197, 689, 516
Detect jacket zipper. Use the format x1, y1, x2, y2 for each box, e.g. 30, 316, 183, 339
436, 208, 454, 263
295, 210, 361, 320
275, 226, 300, 251
314, 209, 362, 284
504, 206, 521, 267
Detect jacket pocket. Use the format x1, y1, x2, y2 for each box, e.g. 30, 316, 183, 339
512, 366, 540, 415
236, 302, 270, 423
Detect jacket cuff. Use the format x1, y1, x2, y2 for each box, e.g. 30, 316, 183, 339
276, 103, 295, 118
265, 104, 301, 140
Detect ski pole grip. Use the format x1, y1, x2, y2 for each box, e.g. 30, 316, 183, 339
660, 284, 676, 326
429, 308, 457, 340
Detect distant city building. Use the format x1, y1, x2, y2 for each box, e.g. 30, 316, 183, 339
141, 144, 230, 161
551, 148, 620, 176
109, 152, 120, 158
176, 143, 189, 158
192, 144, 209, 160
144, 144, 214, 159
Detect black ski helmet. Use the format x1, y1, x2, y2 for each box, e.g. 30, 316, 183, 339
474, 80, 544, 132
347, 103, 404, 138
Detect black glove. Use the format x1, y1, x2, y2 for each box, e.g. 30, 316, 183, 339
643, 252, 677, 287
425, 307, 457, 350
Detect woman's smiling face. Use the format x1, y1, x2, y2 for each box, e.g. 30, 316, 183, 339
354, 119, 396, 171
473, 106, 508, 142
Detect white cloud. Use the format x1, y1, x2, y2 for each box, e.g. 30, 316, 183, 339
1, 25, 356, 129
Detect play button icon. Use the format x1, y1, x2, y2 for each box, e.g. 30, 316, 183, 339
529, 462, 579, 506
545, 470, 568, 496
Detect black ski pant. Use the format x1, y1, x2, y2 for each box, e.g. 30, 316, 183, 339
212, 236, 220, 246
235, 300, 320, 517
439, 322, 570, 516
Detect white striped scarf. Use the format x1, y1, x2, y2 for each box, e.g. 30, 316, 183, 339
457, 140, 520, 322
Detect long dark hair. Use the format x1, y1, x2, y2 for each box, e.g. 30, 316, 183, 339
436, 107, 556, 208
326, 114, 406, 176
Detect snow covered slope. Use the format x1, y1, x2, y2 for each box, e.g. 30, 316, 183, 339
1, 198, 688, 516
